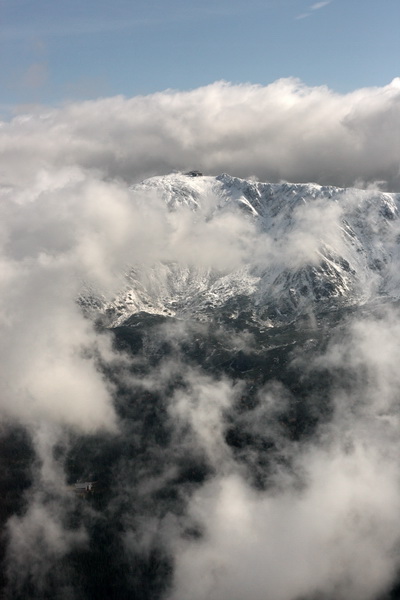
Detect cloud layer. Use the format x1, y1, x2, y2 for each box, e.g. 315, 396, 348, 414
2, 77, 400, 191
2, 78, 400, 599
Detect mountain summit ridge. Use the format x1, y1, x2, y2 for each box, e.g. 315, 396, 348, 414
87, 172, 400, 328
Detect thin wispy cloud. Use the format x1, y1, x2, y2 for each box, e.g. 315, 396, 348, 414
311, 0, 331, 10
296, 0, 332, 20
2, 1, 259, 41
1, 17, 156, 41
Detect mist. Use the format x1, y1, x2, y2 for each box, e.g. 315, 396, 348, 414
169, 311, 400, 600
2, 78, 400, 599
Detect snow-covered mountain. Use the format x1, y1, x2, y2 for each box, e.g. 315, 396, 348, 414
84, 172, 400, 328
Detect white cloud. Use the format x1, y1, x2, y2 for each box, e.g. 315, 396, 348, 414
0, 100, 399, 431
0, 168, 136, 432
2, 78, 400, 598
2, 78, 400, 191
167, 311, 400, 600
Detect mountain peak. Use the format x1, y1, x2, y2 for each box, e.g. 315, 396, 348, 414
85, 174, 400, 328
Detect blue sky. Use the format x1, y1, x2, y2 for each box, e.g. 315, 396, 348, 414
1, 0, 400, 109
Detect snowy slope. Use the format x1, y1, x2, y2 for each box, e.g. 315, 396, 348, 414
86, 172, 400, 328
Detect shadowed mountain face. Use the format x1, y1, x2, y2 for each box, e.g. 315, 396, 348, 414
3, 174, 400, 600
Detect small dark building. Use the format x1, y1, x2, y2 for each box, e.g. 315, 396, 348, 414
185, 170, 203, 177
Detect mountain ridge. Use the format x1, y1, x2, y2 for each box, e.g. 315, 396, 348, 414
82, 172, 400, 328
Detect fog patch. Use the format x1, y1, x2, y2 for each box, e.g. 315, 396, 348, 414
167, 311, 400, 600
4, 424, 87, 599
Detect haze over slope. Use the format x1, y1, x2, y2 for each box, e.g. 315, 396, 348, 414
95, 171, 400, 328
2, 79, 400, 599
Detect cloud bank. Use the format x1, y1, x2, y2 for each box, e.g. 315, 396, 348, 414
2, 77, 400, 191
